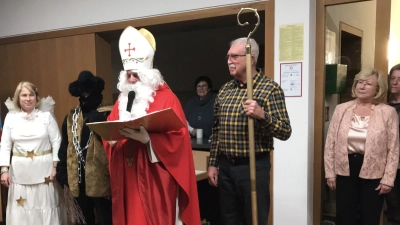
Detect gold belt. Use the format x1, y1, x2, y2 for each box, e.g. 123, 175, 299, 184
13, 149, 52, 158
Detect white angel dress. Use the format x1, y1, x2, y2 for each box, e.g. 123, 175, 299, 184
0, 97, 68, 225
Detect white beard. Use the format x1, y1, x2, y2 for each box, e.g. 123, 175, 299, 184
117, 69, 164, 120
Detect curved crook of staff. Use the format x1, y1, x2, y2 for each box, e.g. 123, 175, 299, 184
237, 7, 260, 225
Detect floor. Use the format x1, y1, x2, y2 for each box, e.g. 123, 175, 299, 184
0, 209, 390, 225
321, 213, 389, 225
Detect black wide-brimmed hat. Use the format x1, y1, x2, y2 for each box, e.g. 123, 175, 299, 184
68, 70, 105, 97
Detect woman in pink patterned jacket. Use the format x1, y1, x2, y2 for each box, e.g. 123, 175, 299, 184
324, 68, 399, 225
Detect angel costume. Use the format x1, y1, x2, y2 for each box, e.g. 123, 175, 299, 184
0, 97, 67, 225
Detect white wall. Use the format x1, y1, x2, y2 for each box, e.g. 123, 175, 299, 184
325, 1, 376, 69
273, 0, 315, 224
0, 0, 263, 38
389, 0, 400, 69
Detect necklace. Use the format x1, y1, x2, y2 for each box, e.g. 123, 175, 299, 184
356, 103, 372, 109
21, 109, 39, 122
72, 106, 93, 183
354, 103, 373, 117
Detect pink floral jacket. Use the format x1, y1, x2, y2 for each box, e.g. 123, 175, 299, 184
324, 100, 399, 186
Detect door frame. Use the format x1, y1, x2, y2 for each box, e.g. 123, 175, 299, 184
314, 0, 390, 224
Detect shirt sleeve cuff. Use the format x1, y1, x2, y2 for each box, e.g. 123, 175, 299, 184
256, 112, 271, 127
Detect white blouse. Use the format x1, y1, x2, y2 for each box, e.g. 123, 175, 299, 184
0, 109, 61, 184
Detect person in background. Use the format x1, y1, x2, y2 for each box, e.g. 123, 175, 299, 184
386, 63, 400, 225
207, 37, 292, 225
185, 76, 217, 139
0, 81, 67, 225
324, 68, 399, 225
56, 71, 112, 225
185, 76, 220, 224
103, 26, 200, 225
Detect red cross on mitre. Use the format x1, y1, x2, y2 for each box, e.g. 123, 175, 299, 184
124, 43, 136, 57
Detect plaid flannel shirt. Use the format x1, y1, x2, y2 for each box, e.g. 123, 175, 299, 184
209, 72, 292, 167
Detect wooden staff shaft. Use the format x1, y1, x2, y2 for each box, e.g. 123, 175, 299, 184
245, 42, 258, 225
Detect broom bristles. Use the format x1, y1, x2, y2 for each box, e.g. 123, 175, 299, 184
63, 185, 87, 224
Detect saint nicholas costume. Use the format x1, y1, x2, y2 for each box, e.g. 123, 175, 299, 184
103, 26, 200, 225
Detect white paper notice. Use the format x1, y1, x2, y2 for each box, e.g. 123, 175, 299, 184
280, 62, 302, 97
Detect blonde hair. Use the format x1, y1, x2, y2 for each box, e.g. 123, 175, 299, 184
351, 68, 387, 104
13, 81, 41, 110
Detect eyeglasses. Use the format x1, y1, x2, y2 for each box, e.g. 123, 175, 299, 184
356, 80, 377, 88
226, 54, 246, 61
196, 85, 208, 89
126, 72, 139, 79
390, 77, 400, 83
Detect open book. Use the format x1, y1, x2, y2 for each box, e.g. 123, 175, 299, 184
86, 108, 185, 141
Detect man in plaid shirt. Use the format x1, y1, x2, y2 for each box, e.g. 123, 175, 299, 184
207, 37, 292, 225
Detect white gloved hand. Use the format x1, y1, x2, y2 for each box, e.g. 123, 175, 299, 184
120, 126, 150, 144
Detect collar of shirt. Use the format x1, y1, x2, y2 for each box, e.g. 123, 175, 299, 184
232, 71, 263, 89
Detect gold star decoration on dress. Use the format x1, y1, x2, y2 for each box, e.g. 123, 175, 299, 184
44, 176, 52, 185
26, 150, 36, 160
16, 196, 26, 207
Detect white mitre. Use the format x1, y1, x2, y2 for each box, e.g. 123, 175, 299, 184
119, 26, 156, 71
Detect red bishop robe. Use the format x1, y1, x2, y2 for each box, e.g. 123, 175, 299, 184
103, 84, 200, 225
